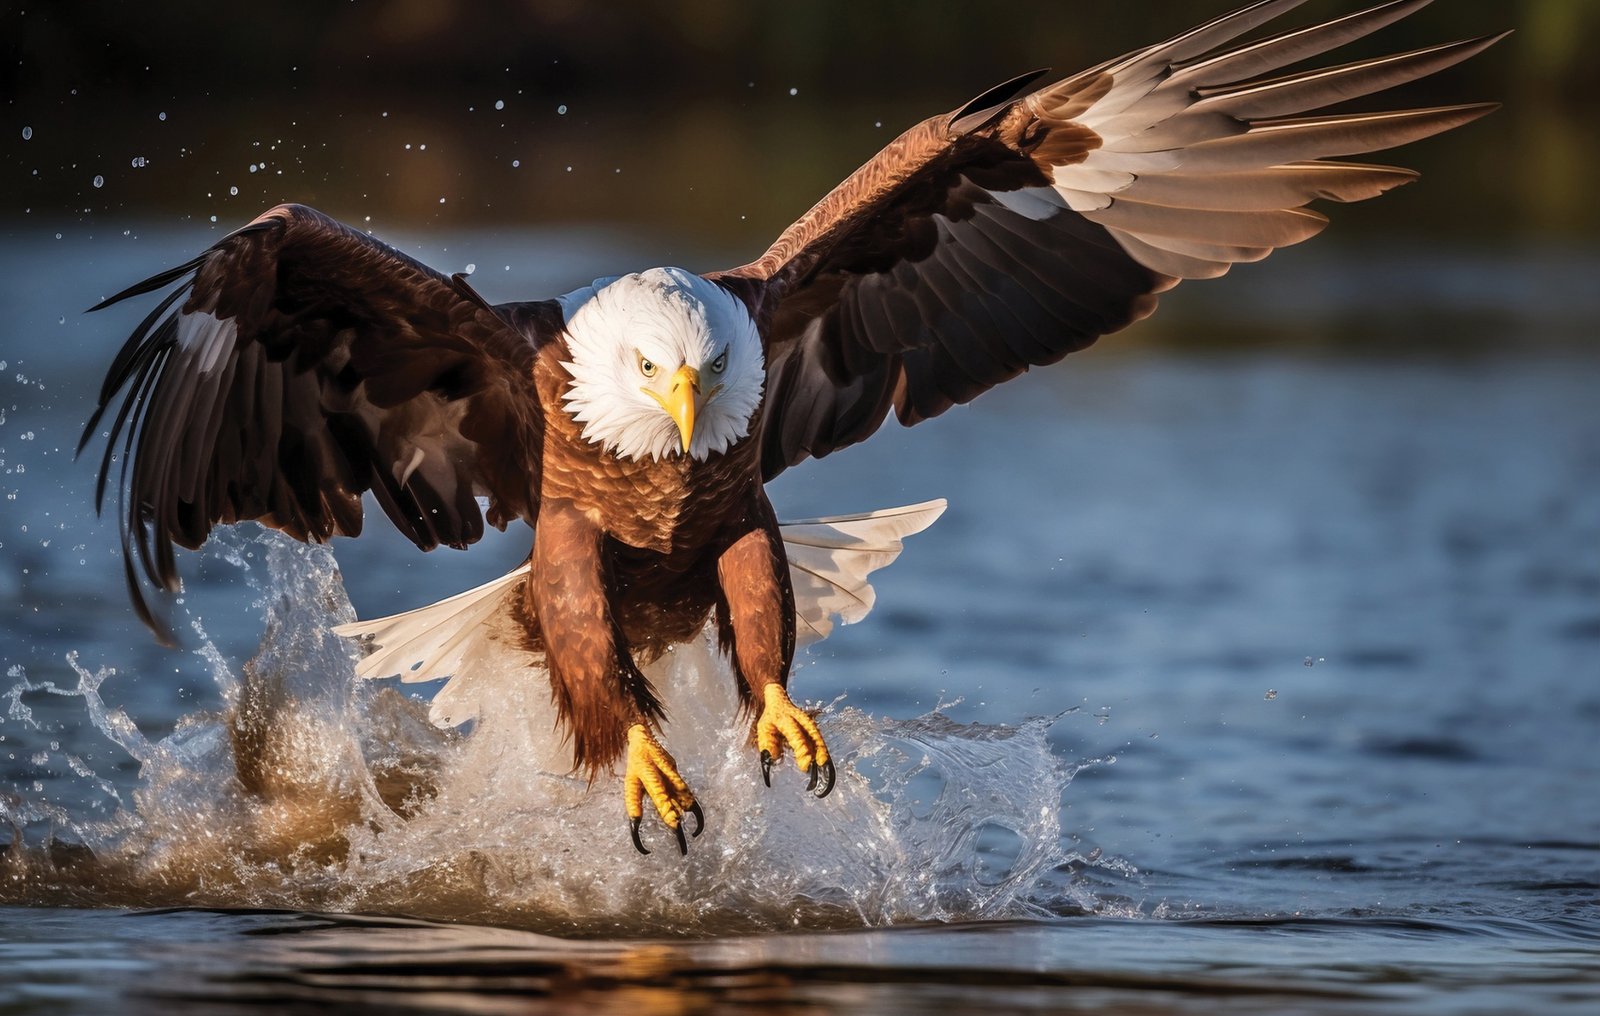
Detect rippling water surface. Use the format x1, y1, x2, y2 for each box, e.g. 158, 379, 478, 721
1, 229, 1597, 1013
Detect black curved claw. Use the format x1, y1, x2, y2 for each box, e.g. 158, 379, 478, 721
806, 761, 819, 792
760, 749, 773, 787
673, 821, 688, 856
686, 800, 705, 838
630, 815, 649, 856
814, 759, 836, 799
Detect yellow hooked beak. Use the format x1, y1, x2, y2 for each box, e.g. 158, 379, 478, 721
643, 365, 701, 452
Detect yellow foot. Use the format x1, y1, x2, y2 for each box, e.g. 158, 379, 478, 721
624, 723, 704, 856
756, 684, 835, 798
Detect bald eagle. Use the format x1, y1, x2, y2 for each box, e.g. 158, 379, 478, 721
83, 0, 1500, 854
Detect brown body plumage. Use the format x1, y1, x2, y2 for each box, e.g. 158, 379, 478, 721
521, 339, 786, 770
83, 0, 1501, 851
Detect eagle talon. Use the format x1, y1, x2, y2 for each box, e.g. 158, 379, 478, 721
814, 759, 836, 799
755, 684, 833, 798
624, 723, 700, 857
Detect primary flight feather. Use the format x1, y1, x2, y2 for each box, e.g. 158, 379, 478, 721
84, 0, 1501, 855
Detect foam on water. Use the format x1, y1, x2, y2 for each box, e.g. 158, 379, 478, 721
3, 530, 1117, 935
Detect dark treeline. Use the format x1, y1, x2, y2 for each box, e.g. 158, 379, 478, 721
8, 1, 1590, 105
3, 1, 1592, 243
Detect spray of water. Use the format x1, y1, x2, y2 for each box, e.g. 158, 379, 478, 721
2, 530, 1124, 934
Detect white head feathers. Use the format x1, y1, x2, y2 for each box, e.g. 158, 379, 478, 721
558, 267, 764, 463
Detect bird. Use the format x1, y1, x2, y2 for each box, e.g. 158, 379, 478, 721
82, 0, 1501, 855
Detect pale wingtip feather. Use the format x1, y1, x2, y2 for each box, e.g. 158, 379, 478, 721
778, 497, 947, 543
780, 498, 946, 646
335, 563, 530, 683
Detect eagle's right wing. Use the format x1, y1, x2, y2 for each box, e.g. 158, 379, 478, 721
83, 203, 560, 641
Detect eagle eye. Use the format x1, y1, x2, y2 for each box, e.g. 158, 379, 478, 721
710, 349, 727, 374
638, 353, 658, 379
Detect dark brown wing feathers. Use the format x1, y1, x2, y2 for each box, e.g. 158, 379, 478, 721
725, 0, 1501, 480
84, 203, 556, 641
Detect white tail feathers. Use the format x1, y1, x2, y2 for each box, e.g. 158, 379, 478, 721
332, 499, 946, 725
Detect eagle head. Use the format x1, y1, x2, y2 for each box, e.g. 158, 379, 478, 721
558, 267, 764, 463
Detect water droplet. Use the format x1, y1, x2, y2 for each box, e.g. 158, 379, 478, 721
158, 111, 167, 121
789, 87, 798, 96
248, 163, 259, 173
511, 159, 520, 168
21, 126, 32, 140
557, 104, 568, 115
1303, 656, 1316, 667
495, 99, 505, 110
229, 185, 238, 196
464, 263, 476, 275
438, 197, 446, 204
92, 175, 104, 188
1264, 689, 1278, 700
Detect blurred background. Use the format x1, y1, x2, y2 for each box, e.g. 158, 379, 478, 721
3, 0, 1597, 271
3, 2, 1600, 981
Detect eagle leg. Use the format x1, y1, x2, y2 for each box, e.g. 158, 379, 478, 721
716, 502, 834, 798
623, 722, 704, 855
755, 684, 835, 799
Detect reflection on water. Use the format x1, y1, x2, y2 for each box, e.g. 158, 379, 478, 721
3, 907, 1597, 1016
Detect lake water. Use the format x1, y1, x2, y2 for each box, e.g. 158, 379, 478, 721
1, 227, 1597, 1013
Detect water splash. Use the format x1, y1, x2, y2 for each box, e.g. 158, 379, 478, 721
2, 530, 1121, 934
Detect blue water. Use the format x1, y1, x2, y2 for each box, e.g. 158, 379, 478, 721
1, 227, 1597, 1013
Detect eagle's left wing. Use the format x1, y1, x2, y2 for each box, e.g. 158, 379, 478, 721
717, 0, 1502, 480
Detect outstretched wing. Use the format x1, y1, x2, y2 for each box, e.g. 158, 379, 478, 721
82, 203, 559, 641
720, 0, 1503, 479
